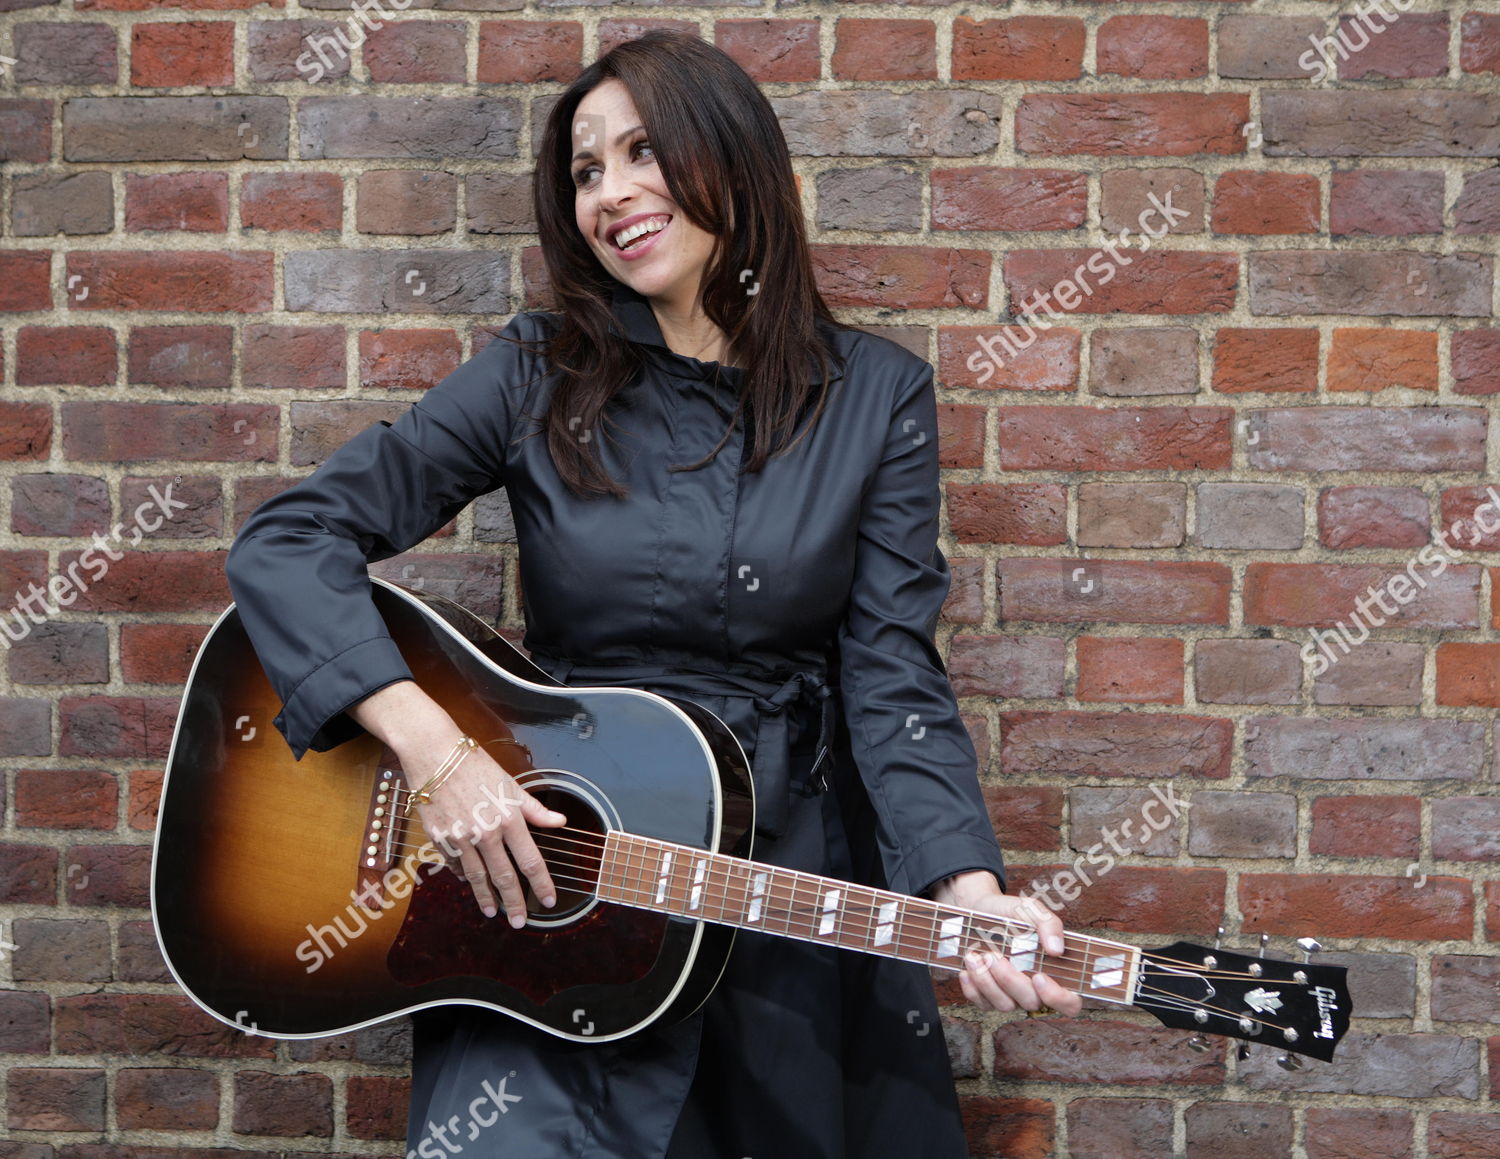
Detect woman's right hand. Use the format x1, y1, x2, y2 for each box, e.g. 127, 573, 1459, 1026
402, 737, 569, 927
348, 679, 568, 928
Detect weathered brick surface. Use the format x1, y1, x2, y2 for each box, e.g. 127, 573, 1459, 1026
3, 13, 1496, 1157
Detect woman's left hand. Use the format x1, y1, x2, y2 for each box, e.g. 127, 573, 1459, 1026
930, 870, 1085, 1017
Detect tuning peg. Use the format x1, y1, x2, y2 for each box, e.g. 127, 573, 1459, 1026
1187, 1034, 1213, 1053
1246, 932, 1269, 978
1214, 925, 1225, 950
1276, 1053, 1305, 1072
1293, 937, 1322, 985
1237, 1042, 1252, 1061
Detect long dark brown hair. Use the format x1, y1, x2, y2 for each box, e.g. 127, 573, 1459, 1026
504, 29, 847, 499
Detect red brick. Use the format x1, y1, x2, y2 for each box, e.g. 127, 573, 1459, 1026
1440, 486, 1500, 552
831, 18, 937, 82
998, 559, 1232, 625
1489, 883, 1500, 942
960, 1096, 1055, 1159
61, 401, 278, 462
1309, 795, 1420, 859
983, 786, 1063, 853
1244, 563, 1480, 630
243, 324, 346, 389
1212, 328, 1318, 392
345, 1075, 410, 1141
1075, 637, 1184, 704
1016, 93, 1247, 155
131, 22, 234, 87
1186, 1102, 1292, 1159
121, 623, 209, 685
1462, 12, 1500, 73
598, 18, 697, 57
1212, 171, 1320, 234
1068, 1097, 1174, 1159
356, 171, 457, 236
50, 550, 228, 613
127, 325, 233, 390
936, 405, 985, 469
1429, 1112, 1500, 1159
1306, 1107, 1413, 1159
55, 993, 275, 1057
939, 325, 1079, 391
953, 16, 1084, 81
1002, 711, 1231, 781
15, 769, 118, 830
128, 767, 163, 832
815, 245, 990, 310
1328, 328, 1438, 392
290, 399, 408, 467
0, 842, 57, 904
1079, 480, 1187, 546
1004, 250, 1237, 315
0, 250, 53, 312
16, 326, 116, 387
363, 21, 466, 83
241, 171, 342, 233
0, 100, 53, 164
950, 635, 1066, 700
6, 1068, 105, 1131
1239, 873, 1471, 941
931, 168, 1087, 232
59, 695, 180, 760
946, 483, 1067, 545
715, 19, 821, 83
477, 20, 582, 84
125, 172, 229, 232
0, 990, 51, 1054
1437, 643, 1500, 707
998, 406, 1232, 471
1337, 12, 1449, 80
83, 0, 285, 8
66, 252, 272, 313
995, 1017, 1225, 1084
1317, 486, 1430, 550
1097, 16, 1208, 79
358, 328, 462, 390
0, 404, 55, 461
1454, 329, 1500, 395
61, 842, 150, 906
1331, 170, 1445, 236
116, 1068, 219, 1130
233, 1070, 334, 1137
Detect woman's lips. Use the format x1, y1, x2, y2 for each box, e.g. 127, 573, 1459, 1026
609, 216, 670, 261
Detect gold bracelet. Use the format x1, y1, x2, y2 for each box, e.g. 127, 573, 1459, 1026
406, 735, 478, 814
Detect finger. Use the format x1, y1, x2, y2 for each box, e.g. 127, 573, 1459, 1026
476, 835, 529, 929
1035, 972, 1085, 1016
516, 789, 568, 827
964, 951, 1017, 1013
1016, 897, 1066, 956
982, 952, 1045, 1012
502, 814, 558, 913
446, 833, 498, 920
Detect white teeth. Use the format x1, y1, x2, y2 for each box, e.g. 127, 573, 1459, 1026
613, 216, 669, 249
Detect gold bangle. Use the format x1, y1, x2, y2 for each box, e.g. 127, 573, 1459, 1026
406, 735, 478, 814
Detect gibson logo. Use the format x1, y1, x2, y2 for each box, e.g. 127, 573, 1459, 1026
1313, 985, 1340, 1039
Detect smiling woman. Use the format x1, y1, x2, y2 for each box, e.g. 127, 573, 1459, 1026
222, 26, 1080, 1159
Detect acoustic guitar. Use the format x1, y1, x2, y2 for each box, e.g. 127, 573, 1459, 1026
151, 577, 1351, 1065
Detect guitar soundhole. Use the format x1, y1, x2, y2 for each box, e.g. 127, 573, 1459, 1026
515, 772, 616, 928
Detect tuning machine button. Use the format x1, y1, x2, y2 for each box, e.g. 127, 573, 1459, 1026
1294, 937, 1322, 985
1188, 1034, 1213, 1053
1276, 1053, 1305, 1072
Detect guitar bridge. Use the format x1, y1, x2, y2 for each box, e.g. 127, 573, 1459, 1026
357, 756, 412, 902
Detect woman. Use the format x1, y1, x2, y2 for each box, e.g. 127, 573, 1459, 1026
224, 29, 1082, 1158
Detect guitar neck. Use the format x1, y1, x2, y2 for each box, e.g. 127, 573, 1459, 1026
597, 831, 1140, 1006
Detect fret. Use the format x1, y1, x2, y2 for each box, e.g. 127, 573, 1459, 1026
873, 897, 899, 948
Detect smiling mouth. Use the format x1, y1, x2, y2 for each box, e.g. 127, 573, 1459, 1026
611, 215, 672, 251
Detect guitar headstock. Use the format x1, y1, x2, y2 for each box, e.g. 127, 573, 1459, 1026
1136, 939, 1351, 1064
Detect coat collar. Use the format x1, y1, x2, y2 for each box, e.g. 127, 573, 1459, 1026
605, 279, 843, 386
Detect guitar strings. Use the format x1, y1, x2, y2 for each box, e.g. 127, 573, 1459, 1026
369, 826, 1316, 1025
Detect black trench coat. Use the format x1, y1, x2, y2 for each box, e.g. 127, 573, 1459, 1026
223, 279, 1010, 1158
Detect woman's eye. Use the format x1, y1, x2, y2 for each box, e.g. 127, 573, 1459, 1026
573, 141, 653, 188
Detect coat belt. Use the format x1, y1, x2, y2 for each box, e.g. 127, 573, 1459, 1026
525, 651, 835, 798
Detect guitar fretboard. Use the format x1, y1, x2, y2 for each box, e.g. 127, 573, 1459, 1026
597, 832, 1139, 1003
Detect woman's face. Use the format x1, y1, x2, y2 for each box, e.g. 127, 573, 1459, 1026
571, 78, 719, 314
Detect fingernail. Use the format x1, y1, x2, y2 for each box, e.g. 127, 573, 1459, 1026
966, 950, 982, 966
542, 894, 556, 907
1047, 937, 1065, 955
481, 904, 497, 919
510, 912, 527, 929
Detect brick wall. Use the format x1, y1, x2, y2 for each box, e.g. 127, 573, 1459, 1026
2, 5, 1498, 1157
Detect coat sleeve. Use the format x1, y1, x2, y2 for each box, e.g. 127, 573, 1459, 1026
223, 314, 541, 761
835, 361, 1008, 900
